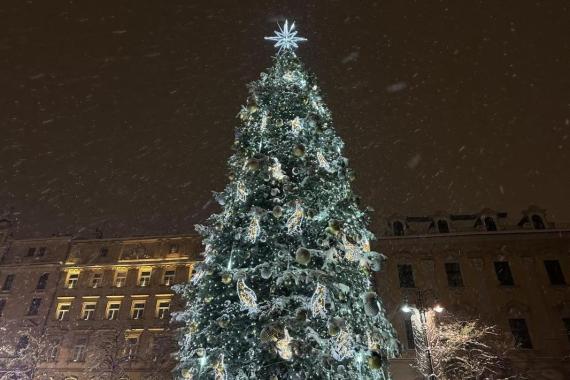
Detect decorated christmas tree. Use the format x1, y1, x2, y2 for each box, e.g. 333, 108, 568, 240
174, 21, 398, 379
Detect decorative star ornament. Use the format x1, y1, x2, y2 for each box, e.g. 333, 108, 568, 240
265, 20, 307, 53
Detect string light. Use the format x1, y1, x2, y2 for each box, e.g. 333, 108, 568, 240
237, 279, 258, 311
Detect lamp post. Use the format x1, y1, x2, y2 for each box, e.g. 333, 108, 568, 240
401, 289, 443, 380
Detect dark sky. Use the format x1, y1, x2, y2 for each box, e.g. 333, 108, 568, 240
1, 1, 569, 238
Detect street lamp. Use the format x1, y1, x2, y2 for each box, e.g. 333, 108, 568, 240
401, 289, 443, 380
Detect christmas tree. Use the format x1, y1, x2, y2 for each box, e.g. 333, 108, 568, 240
175, 20, 398, 379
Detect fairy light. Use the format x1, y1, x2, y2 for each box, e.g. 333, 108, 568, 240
290, 116, 302, 135
269, 159, 286, 181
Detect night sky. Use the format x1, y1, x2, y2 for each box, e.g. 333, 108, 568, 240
1, 1, 569, 238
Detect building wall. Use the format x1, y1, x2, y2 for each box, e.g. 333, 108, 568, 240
376, 209, 570, 380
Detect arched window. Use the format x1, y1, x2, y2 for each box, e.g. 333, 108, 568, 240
393, 221, 405, 236
531, 215, 545, 230
484, 217, 497, 231
36, 273, 49, 290
437, 219, 450, 233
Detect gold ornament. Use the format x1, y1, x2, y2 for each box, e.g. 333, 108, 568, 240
290, 117, 302, 134
236, 181, 247, 202
221, 273, 232, 285
213, 354, 227, 380
237, 279, 258, 311
245, 214, 261, 243
276, 328, 293, 360
368, 354, 383, 369
310, 283, 327, 318
286, 202, 304, 235
293, 144, 305, 157
269, 159, 286, 181
328, 323, 340, 336
316, 151, 332, 172
295, 247, 311, 265
246, 158, 260, 171
342, 235, 360, 262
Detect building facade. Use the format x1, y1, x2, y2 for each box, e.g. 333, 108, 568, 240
0, 232, 201, 380
1, 206, 569, 379
377, 206, 570, 380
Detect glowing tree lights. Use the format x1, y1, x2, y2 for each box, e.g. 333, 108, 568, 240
174, 20, 397, 379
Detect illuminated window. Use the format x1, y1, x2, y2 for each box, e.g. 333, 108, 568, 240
163, 270, 176, 286
2, 274, 15, 291
138, 270, 151, 287
114, 271, 127, 288
131, 301, 145, 319
56, 302, 71, 320
81, 302, 97, 320
27, 297, 42, 315
91, 273, 103, 288
71, 337, 87, 362
36, 273, 49, 290
156, 300, 171, 319
66, 273, 79, 289
106, 301, 121, 320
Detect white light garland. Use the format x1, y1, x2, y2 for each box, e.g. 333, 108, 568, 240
237, 279, 258, 311
245, 214, 261, 243
276, 328, 293, 360
260, 113, 268, 131
310, 283, 327, 318
286, 202, 304, 234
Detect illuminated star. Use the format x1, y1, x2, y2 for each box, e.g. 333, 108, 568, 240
265, 20, 307, 53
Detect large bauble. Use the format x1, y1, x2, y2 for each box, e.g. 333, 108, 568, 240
221, 272, 232, 285
363, 292, 380, 316
293, 144, 306, 157
368, 354, 383, 369
260, 265, 272, 279
272, 206, 283, 218
246, 159, 260, 171
295, 247, 311, 265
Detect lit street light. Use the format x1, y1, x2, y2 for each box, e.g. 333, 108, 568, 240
401, 289, 443, 380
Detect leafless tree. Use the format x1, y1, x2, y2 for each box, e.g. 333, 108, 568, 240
0, 324, 56, 380
83, 328, 132, 380
412, 313, 525, 380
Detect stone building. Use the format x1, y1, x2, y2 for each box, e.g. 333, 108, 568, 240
0, 231, 200, 380
378, 206, 570, 380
